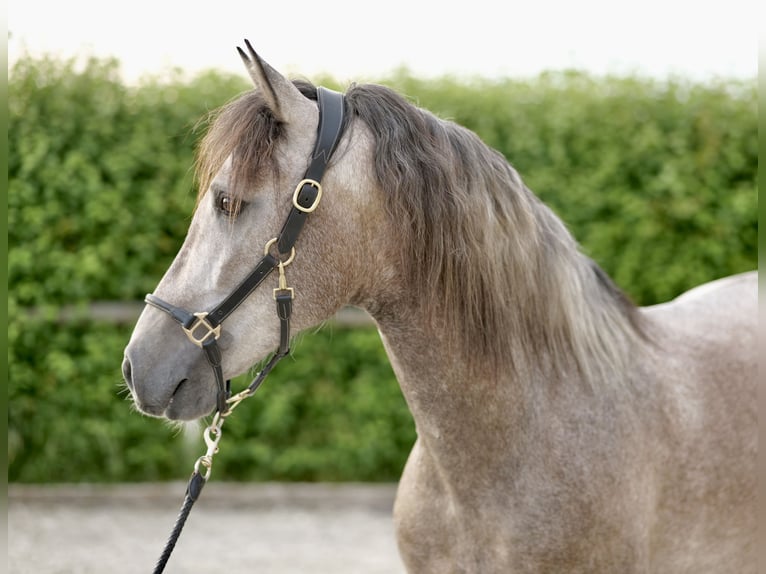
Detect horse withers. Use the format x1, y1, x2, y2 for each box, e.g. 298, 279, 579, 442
122, 44, 757, 573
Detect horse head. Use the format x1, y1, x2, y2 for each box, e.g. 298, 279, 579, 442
122, 44, 382, 420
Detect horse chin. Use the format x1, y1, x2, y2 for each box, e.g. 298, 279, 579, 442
163, 378, 218, 421
130, 378, 216, 422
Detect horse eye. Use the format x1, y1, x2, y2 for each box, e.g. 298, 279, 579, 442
216, 193, 240, 217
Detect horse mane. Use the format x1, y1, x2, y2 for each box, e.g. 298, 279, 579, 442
196, 80, 646, 383
345, 83, 646, 381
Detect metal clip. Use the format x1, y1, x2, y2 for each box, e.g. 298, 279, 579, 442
273, 261, 294, 300
193, 414, 224, 480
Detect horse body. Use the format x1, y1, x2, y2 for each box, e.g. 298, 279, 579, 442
122, 47, 756, 573
385, 272, 756, 573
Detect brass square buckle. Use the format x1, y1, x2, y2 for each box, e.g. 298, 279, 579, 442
292, 179, 322, 213
183, 312, 222, 348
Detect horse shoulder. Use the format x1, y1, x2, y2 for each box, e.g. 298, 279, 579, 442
636, 271, 757, 572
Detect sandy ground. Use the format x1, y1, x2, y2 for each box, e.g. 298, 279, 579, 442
9, 482, 406, 574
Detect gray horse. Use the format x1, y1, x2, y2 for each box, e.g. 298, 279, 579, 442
123, 45, 756, 573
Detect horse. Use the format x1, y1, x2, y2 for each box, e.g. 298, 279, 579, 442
122, 44, 757, 573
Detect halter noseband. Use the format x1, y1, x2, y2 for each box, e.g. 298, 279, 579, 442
144, 87, 346, 415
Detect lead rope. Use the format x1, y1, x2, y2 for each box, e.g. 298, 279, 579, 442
152, 266, 294, 574
151, 395, 241, 574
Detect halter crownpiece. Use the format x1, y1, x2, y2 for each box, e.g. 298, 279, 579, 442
144, 85, 345, 415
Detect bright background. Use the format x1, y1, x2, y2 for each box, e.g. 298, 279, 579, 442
9, 0, 759, 82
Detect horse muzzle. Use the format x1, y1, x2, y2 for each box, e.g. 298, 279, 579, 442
122, 348, 219, 421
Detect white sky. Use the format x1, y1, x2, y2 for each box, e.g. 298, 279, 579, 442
8, 0, 760, 83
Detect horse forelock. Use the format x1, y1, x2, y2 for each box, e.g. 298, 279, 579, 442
344, 83, 646, 382
195, 81, 321, 209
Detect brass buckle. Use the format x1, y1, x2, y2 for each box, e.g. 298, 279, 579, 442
183, 312, 222, 348
292, 179, 322, 213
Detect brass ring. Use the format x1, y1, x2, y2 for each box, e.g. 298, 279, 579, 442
263, 238, 296, 266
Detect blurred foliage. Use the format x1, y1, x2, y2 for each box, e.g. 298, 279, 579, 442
8, 55, 756, 482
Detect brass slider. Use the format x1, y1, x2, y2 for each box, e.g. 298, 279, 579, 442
183, 312, 222, 348
292, 179, 323, 213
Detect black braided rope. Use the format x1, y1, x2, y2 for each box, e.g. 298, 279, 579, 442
153, 472, 206, 574
150, 352, 287, 573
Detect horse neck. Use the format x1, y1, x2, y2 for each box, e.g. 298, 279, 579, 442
372, 309, 560, 499
373, 295, 643, 500
364, 206, 644, 481
376, 313, 531, 438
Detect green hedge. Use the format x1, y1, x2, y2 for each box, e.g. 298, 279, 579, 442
9, 55, 757, 483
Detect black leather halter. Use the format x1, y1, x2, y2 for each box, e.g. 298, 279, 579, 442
144, 86, 346, 415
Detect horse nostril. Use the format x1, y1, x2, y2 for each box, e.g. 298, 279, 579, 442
122, 356, 134, 389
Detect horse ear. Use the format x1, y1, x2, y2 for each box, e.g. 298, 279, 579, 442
236, 40, 305, 123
